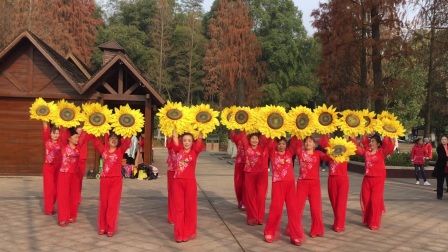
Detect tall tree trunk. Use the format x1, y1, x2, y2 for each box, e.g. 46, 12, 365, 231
360, 3, 368, 109
371, 5, 384, 113
158, 12, 164, 95
424, 17, 436, 138
187, 24, 194, 106
236, 79, 245, 106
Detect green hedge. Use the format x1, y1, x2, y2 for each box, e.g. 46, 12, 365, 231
350, 152, 438, 167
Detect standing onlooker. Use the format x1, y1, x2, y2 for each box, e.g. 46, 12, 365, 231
411, 138, 430, 185
434, 135, 448, 200
424, 138, 433, 160
350, 134, 394, 230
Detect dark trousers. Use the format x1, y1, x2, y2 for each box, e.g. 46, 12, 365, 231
436, 173, 447, 199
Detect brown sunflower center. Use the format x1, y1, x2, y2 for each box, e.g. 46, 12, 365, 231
166, 109, 182, 120
235, 110, 249, 124
89, 112, 106, 126
267, 113, 283, 130
296, 113, 309, 130
196, 111, 212, 123
60, 108, 75, 121
363, 116, 371, 127
382, 125, 397, 133
36, 105, 50, 116
318, 112, 333, 126
226, 112, 233, 121
346, 114, 360, 128
332, 145, 346, 156
119, 114, 135, 127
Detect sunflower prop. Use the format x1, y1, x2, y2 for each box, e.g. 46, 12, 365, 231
81, 103, 113, 137
374, 118, 406, 139
325, 137, 357, 163
360, 109, 376, 135
191, 104, 220, 138
256, 105, 288, 139
286, 106, 317, 139
314, 104, 338, 135
377, 111, 398, 121
29, 97, 58, 122
182, 123, 201, 140
227, 106, 257, 133
110, 104, 145, 138
52, 99, 83, 128
156, 101, 193, 137
338, 110, 366, 137
220, 106, 237, 129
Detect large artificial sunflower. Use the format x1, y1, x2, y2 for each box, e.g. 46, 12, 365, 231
338, 110, 366, 137
29, 97, 57, 122
257, 105, 288, 139
228, 106, 257, 133
81, 103, 113, 137
52, 99, 83, 128
110, 104, 145, 138
191, 104, 220, 138
325, 137, 357, 163
182, 123, 201, 140
156, 101, 192, 137
313, 104, 338, 135
374, 118, 406, 139
377, 111, 398, 121
220, 106, 237, 129
286, 106, 317, 140
360, 109, 376, 135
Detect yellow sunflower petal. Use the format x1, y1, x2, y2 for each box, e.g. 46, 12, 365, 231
156, 101, 193, 137
220, 106, 237, 129
110, 104, 145, 138
286, 106, 317, 140
314, 104, 338, 135
29, 97, 58, 122
325, 137, 357, 163
337, 110, 366, 137
374, 118, 406, 138
191, 104, 220, 138
52, 99, 83, 128
256, 105, 287, 139
377, 111, 398, 121
228, 106, 257, 132
360, 109, 376, 135
81, 103, 113, 137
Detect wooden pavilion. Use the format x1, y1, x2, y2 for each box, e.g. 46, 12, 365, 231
0, 31, 165, 175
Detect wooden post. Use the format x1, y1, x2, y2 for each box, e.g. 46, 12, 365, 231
144, 94, 152, 165
118, 65, 123, 94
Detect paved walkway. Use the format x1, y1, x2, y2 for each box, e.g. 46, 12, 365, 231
0, 148, 446, 252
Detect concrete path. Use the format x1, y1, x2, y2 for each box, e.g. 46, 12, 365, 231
0, 148, 446, 252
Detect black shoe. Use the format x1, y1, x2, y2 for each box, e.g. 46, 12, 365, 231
437, 197, 442, 200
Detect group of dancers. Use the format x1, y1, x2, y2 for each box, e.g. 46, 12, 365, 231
41, 121, 131, 237
164, 129, 395, 245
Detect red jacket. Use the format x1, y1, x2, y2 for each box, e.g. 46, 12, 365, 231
173, 139, 205, 179
425, 143, 433, 159
351, 136, 395, 177
92, 134, 131, 178
230, 131, 246, 164
411, 144, 427, 166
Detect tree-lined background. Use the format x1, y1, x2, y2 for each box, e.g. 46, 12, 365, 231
0, 0, 447, 137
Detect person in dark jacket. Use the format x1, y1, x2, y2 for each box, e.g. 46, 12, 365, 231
434, 135, 448, 199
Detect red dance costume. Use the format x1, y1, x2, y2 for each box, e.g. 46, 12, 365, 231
230, 131, 246, 209
241, 133, 269, 225
351, 136, 394, 230
294, 139, 330, 237
166, 139, 177, 224
172, 139, 205, 242
425, 142, 433, 159
42, 125, 62, 215
264, 138, 306, 244
318, 135, 349, 232
77, 131, 92, 204
92, 134, 131, 235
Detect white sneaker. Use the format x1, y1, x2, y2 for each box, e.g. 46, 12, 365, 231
416, 181, 420, 185
424, 181, 431, 186
322, 168, 326, 172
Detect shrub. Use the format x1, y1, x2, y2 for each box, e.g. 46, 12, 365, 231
350, 152, 414, 167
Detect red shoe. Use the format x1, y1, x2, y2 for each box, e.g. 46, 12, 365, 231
240, 204, 246, 211
370, 226, 379, 231
291, 239, 301, 246
68, 218, 76, 223
334, 227, 345, 232
264, 235, 273, 243
98, 230, 106, 235
107, 232, 114, 237
44, 211, 55, 215
58, 221, 67, 227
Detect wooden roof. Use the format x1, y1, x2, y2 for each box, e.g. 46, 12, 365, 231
98, 40, 126, 53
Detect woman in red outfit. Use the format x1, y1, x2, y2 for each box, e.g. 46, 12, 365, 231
91, 131, 131, 237
230, 130, 246, 210
350, 134, 394, 230
165, 137, 177, 224
241, 132, 269, 225
42, 121, 62, 215
411, 138, 430, 185
295, 136, 330, 237
57, 127, 85, 227
76, 126, 90, 204
318, 135, 350, 232
172, 130, 205, 242
264, 137, 305, 246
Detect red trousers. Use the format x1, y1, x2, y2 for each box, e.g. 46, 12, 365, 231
78, 159, 86, 204
361, 176, 386, 229
57, 172, 80, 223
328, 176, 349, 231
173, 179, 197, 241
244, 171, 268, 225
98, 177, 123, 233
167, 170, 175, 224
234, 163, 245, 208
42, 163, 59, 214
265, 180, 306, 242
297, 179, 324, 236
